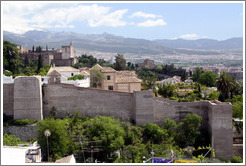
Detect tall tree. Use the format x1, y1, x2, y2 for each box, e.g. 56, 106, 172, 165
115, 54, 126, 71
90, 66, 106, 88
3, 40, 23, 74
192, 67, 203, 82
32, 45, 35, 52
216, 72, 234, 101
37, 54, 43, 73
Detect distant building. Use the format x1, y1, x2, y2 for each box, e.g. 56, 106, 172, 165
157, 76, 181, 85
19, 41, 77, 66
139, 59, 155, 69
46, 66, 90, 87
92, 64, 141, 93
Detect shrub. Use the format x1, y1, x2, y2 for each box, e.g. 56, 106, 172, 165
68, 74, 84, 80
231, 155, 243, 163
3, 133, 20, 146
4, 119, 36, 126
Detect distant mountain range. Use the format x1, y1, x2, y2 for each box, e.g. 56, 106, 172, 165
3, 30, 243, 56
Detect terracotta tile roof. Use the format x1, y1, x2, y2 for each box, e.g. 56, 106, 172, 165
55, 155, 74, 163
115, 71, 141, 83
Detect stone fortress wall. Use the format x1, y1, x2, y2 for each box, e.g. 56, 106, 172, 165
3, 76, 233, 158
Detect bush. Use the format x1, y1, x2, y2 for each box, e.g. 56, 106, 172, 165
68, 74, 84, 80
231, 155, 243, 163
5, 119, 36, 126
3, 133, 20, 146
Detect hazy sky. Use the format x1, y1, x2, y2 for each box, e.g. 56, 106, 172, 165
2, 2, 244, 40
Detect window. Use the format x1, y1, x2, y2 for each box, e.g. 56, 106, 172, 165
107, 75, 111, 80
41, 78, 44, 81
108, 86, 113, 90
71, 73, 74, 76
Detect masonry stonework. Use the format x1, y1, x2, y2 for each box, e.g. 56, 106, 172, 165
13, 76, 43, 120
3, 83, 14, 117
3, 76, 233, 159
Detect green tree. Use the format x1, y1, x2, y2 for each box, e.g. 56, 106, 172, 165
115, 54, 126, 71
37, 54, 43, 73
192, 67, 203, 82
32, 45, 35, 52
82, 116, 125, 161
162, 118, 177, 139
175, 114, 202, 148
199, 71, 217, 87
3, 40, 23, 74
90, 66, 106, 88
216, 72, 234, 101
36, 118, 70, 161
3, 133, 20, 146
143, 123, 168, 144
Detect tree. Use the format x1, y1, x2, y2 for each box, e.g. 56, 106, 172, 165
36, 118, 70, 161
142, 77, 157, 90
32, 45, 35, 52
199, 71, 217, 87
192, 67, 203, 82
143, 123, 168, 144
115, 54, 126, 71
175, 114, 202, 148
90, 66, 106, 88
36, 46, 42, 52
3, 40, 23, 74
37, 54, 43, 73
216, 72, 234, 101
82, 116, 125, 161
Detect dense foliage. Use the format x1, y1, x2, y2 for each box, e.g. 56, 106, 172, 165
3, 133, 20, 146
35, 113, 205, 163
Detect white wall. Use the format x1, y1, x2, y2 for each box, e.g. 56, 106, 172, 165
3, 75, 14, 84
2, 147, 27, 165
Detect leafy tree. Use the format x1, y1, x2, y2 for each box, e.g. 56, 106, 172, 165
162, 118, 177, 139
90, 66, 106, 88
232, 100, 243, 119
24, 55, 30, 66
143, 123, 168, 144
192, 67, 203, 82
208, 90, 219, 100
82, 116, 125, 161
199, 71, 217, 87
175, 114, 202, 148
32, 45, 35, 52
36, 118, 70, 161
3, 40, 23, 74
216, 72, 234, 101
115, 54, 126, 71
142, 77, 157, 90
3, 133, 20, 146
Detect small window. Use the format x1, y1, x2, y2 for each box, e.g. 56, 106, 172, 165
107, 75, 110, 80
71, 73, 74, 76
108, 86, 113, 90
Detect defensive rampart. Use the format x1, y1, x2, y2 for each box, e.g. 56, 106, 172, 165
3, 76, 233, 159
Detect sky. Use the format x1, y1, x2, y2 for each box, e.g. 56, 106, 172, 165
1, 1, 244, 40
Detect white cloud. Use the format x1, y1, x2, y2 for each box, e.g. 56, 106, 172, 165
88, 9, 128, 27
2, 2, 129, 33
137, 19, 167, 27
130, 11, 161, 18
174, 34, 208, 40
